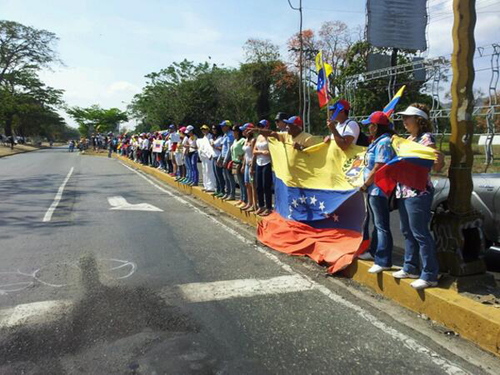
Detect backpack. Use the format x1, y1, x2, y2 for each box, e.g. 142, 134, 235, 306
344, 120, 370, 147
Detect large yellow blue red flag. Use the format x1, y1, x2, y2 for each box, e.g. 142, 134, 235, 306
257, 138, 369, 274
376, 135, 437, 196
315, 51, 333, 108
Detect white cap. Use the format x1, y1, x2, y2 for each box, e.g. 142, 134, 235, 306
396, 106, 429, 120
185, 125, 194, 133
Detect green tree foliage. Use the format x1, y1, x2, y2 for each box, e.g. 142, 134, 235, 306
0, 20, 68, 140
129, 40, 300, 133
66, 105, 128, 136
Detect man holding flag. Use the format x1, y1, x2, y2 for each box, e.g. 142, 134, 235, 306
325, 99, 362, 150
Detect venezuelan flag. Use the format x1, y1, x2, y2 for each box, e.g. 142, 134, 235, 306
257, 139, 369, 274
375, 135, 437, 196
383, 85, 406, 118
315, 51, 333, 108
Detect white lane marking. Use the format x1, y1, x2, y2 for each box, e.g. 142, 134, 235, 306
43, 167, 74, 222
0, 300, 72, 328
177, 275, 315, 303
120, 161, 468, 375
107, 196, 163, 212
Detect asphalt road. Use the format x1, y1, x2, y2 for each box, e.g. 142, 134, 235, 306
0, 148, 499, 375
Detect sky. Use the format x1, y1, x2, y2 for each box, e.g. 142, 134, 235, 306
2, 0, 500, 129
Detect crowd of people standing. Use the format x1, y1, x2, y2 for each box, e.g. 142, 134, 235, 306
101, 101, 444, 289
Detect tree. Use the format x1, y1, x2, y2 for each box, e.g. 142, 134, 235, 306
0, 21, 64, 138
0, 20, 60, 86
67, 105, 128, 136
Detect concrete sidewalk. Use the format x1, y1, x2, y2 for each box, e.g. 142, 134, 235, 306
104, 153, 500, 358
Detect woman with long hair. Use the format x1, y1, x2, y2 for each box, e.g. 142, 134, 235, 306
185, 125, 199, 186
231, 124, 247, 207
392, 104, 445, 289
241, 123, 257, 212
359, 111, 397, 274
253, 119, 273, 216
210, 125, 225, 197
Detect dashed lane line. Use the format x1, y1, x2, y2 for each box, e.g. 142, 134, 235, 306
42, 167, 74, 222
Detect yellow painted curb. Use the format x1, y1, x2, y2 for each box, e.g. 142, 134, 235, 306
113, 154, 500, 357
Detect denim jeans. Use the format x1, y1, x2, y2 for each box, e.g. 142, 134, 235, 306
213, 160, 225, 194
363, 199, 377, 254
256, 163, 273, 210
223, 167, 236, 198
398, 192, 439, 282
189, 152, 199, 185
236, 166, 246, 202
368, 195, 393, 267
184, 153, 192, 181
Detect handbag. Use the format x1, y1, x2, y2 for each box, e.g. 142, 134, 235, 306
231, 161, 240, 175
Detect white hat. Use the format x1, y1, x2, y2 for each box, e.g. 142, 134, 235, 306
396, 106, 429, 120
185, 125, 194, 133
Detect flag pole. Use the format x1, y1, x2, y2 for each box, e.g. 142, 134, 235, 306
321, 51, 331, 125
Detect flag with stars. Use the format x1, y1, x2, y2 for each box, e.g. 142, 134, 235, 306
257, 139, 369, 274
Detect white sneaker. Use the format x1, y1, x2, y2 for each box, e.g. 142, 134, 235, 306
368, 265, 391, 274
392, 270, 419, 279
358, 252, 374, 260
410, 279, 438, 290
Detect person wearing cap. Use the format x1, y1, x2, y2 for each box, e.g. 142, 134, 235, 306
211, 125, 226, 198
185, 125, 199, 186
141, 133, 150, 165
256, 116, 318, 151
275, 112, 288, 132
230, 125, 247, 206
392, 103, 445, 290
198, 124, 216, 192
175, 127, 187, 181
325, 99, 361, 150
180, 126, 193, 184
217, 120, 236, 200
241, 123, 257, 212
359, 111, 397, 275
168, 125, 180, 177
253, 119, 274, 215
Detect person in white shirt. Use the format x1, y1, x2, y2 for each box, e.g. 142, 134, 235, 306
141, 135, 150, 165
324, 99, 360, 150
198, 124, 216, 192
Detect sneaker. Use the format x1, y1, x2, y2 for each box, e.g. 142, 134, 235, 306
410, 279, 438, 290
368, 264, 391, 274
358, 252, 373, 261
392, 270, 419, 279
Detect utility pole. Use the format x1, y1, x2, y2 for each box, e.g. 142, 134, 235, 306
288, 0, 303, 116
433, 0, 488, 278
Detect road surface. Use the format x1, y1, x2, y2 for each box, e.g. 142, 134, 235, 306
0, 148, 498, 374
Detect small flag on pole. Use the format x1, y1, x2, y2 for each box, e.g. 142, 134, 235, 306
383, 85, 406, 118
315, 51, 333, 108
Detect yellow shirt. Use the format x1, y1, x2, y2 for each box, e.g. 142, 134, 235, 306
276, 131, 319, 148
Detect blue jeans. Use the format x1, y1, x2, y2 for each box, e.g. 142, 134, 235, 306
213, 160, 225, 194
368, 195, 393, 267
184, 153, 192, 181
189, 152, 199, 185
363, 200, 377, 254
235, 165, 246, 202
398, 192, 439, 282
223, 167, 236, 198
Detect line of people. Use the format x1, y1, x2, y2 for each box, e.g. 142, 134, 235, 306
108, 101, 445, 289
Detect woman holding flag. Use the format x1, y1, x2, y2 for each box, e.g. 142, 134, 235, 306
359, 111, 397, 274
392, 104, 445, 290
